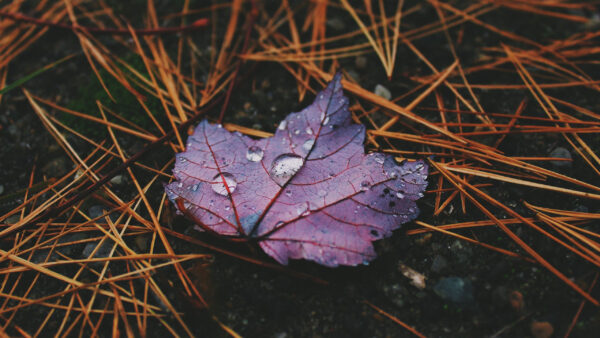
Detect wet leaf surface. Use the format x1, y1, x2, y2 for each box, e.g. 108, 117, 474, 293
166, 74, 428, 266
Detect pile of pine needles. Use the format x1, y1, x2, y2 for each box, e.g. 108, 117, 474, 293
0, 0, 599, 336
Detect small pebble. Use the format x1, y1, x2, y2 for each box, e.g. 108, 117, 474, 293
42, 157, 68, 177
398, 263, 426, 289
6, 214, 20, 224
433, 276, 474, 304
89, 205, 106, 220
110, 175, 125, 185
355, 56, 368, 69
549, 147, 572, 169
326, 18, 345, 31
374, 84, 391, 100
530, 320, 553, 338
135, 235, 149, 251
509, 290, 524, 312
431, 255, 448, 273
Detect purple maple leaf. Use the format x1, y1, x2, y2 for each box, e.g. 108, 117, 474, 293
165, 74, 428, 267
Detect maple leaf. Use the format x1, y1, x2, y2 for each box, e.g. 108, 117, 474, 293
165, 74, 428, 267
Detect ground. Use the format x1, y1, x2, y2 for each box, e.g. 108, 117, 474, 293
1, 1, 599, 337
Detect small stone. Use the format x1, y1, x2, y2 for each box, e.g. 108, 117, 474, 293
374, 84, 392, 100
433, 277, 474, 304
110, 175, 125, 185
431, 255, 448, 273
42, 157, 68, 177
57, 232, 87, 256
82, 239, 114, 259
398, 263, 426, 289
549, 147, 572, 169
530, 320, 553, 338
135, 235, 149, 251
509, 290, 525, 312
89, 205, 106, 220
6, 214, 20, 224
355, 55, 368, 69
7, 124, 19, 137
326, 18, 345, 31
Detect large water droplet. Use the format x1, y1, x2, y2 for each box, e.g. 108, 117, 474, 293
269, 154, 303, 186
396, 192, 405, 198
246, 146, 264, 162
302, 139, 315, 152
211, 172, 237, 196
305, 127, 313, 135
323, 116, 330, 125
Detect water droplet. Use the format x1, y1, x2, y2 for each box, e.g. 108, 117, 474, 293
191, 184, 199, 192
320, 112, 326, 121
269, 154, 303, 186
177, 182, 183, 188
278, 120, 287, 130
275, 221, 284, 228
217, 124, 223, 128
418, 192, 424, 198
374, 154, 385, 164
294, 129, 300, 135
305, 127, 313, 135
319, 94, 324, 99
285, 190, 292, 197
246, 146, 264, 162
296, 204, 308, 216
224, 205, 230, 211
408, 207, 415, 213
302, 139, 315, 152
317, 189, 327, 197
211, 172, 237, 196
323, 116, 330, 125
360, 180, 370, 191
180, 157, 187, 162
396, 192, 405, 198
328, 172, 335, 177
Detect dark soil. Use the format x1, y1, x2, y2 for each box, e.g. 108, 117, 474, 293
1, 1, 599, 337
